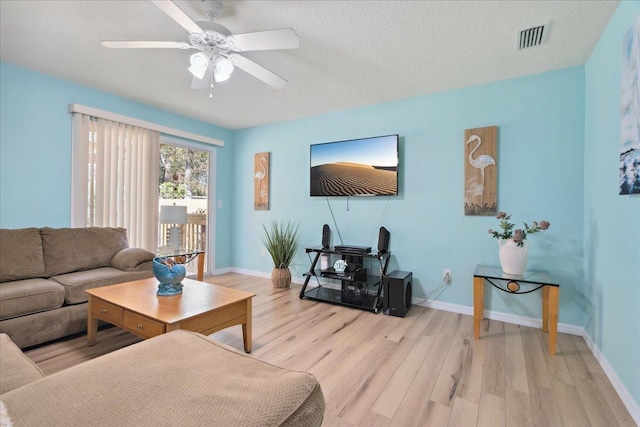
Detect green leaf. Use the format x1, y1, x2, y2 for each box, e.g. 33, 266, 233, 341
261, 220, 299, 268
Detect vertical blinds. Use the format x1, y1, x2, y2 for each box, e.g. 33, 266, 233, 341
71, 113, 160, 250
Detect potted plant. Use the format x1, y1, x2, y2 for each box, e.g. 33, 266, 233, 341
488, 212, 550, 275
262, 220, 299, 288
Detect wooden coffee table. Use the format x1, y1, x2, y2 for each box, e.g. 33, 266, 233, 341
85, 278, 255, 352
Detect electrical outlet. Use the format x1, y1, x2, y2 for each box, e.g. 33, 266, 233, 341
261, 248, 266, 257
443, 269, 451, 284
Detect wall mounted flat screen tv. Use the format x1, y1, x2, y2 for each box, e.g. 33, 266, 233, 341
310, 134, 399, 197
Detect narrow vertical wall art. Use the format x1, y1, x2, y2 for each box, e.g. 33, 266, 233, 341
254, 152, 270, 210
620, 16, 640, 195
464, 126, 498, 216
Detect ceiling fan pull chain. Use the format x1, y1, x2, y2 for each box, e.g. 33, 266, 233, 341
209, 71, 214, 98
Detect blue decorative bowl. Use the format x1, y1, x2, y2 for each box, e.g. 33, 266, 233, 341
153, 257, 186, 296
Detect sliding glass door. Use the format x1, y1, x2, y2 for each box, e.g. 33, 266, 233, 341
158, 137, 215, 277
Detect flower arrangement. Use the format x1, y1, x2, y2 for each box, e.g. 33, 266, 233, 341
488, 212, 550, 247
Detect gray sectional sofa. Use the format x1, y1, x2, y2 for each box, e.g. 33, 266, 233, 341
0, 227, 155, 348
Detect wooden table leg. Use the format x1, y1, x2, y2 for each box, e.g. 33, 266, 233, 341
473, 277, 484, 339
479, 279, 485, 320
242, 298, 253, 353
87, 297, 98, 346
542, 285, 549, 332
548, 286, 559, 355
196, 252, 205, 281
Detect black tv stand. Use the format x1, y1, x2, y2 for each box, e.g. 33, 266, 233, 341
300, 246, 391, 313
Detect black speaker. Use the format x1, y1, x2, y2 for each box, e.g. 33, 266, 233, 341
322, 224, 331, 248
383, 270, 412, 317
378, 226, 390, 253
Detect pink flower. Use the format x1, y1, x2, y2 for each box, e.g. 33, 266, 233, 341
513, 229, 524, 243
489, 211, 549, 245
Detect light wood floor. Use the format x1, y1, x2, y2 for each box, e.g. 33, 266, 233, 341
25, 273, 636, 427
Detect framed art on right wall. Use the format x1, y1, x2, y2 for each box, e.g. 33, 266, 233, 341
620, 16, 640, 195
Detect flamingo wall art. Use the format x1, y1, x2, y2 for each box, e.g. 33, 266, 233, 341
464, 126, 498, 215
254, 152, 270, 210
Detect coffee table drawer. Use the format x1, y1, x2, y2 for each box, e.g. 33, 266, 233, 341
91, 299, 123, 325
124, 311, 165, 339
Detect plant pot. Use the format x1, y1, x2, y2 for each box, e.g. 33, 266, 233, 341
498, 239, 529, 275
271, 267, 292, 288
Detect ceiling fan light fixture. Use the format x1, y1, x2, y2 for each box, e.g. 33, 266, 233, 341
188, 52, 210, 79
214, 72, 231, 83
213, 55, 234, 82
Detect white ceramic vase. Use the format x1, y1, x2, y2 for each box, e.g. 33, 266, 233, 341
498, 239, 529, 275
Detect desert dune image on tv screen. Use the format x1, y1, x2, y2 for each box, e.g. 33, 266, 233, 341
310, 135, 398, 196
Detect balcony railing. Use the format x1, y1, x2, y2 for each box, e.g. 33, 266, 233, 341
159, 213, 207, 275
159, 213, 207, 250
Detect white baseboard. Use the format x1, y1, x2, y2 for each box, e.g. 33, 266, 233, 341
581, 330, 640, 425
210, 267, 233, 275
412, 297, 639, 423
228, 267, 271, 279
412, 298, 583, 335
220, 268, 639, 422
228, 268, 338, 287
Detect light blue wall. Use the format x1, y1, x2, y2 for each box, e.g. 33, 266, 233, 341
0, 62, 234, 268
584, 1, 640, 408
232, 66, 586, 327
1, 7, 637, 410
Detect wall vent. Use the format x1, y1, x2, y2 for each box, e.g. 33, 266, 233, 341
518, 23, 549, 50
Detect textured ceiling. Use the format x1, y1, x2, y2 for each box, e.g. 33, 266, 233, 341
0, 1, 619, 130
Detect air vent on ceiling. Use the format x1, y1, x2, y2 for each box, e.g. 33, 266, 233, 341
518, 23, 549, 50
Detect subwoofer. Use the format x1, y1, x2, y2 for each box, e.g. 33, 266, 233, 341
383, 270, 412, 317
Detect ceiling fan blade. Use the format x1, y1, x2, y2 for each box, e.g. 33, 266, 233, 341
229, 54, 288, 89
151, 0, 203, 34
226, 29, 299, 52
101, 41, 193, 49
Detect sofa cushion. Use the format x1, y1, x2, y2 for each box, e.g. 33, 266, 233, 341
0, 304, 88, 350
51, 267, 153, 304
0, 228, 45, 283
0, 333, 44, 394
0, 279, 65, 321
111, 248, 155, 271
0, 330, 325, 426
41, 227, 129, 277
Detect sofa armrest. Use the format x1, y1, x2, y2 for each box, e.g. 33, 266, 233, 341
111, 248, 155, 272
0, 333, 44, 394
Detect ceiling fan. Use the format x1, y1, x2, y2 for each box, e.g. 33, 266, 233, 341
102, 0, 299, 96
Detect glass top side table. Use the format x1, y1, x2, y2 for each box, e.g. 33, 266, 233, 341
473, 264, 561, 355
157, 247, 205, 281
